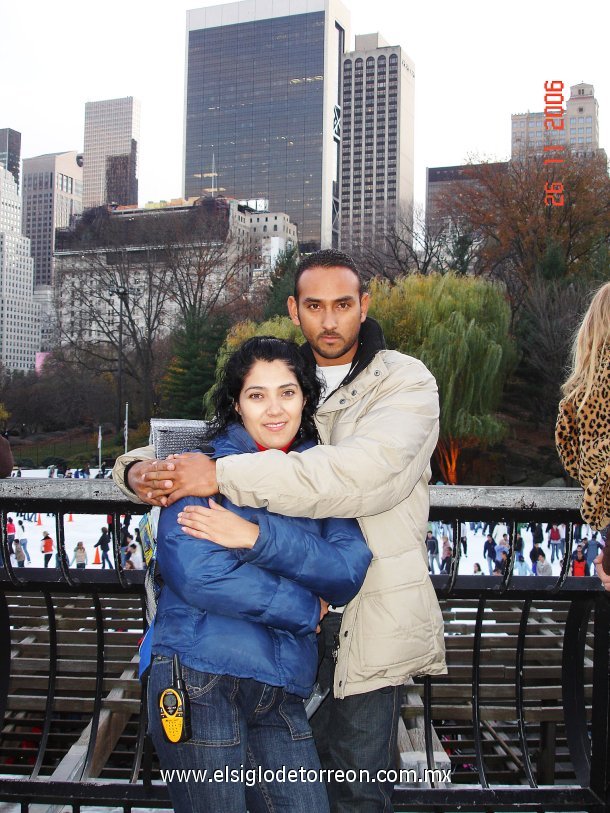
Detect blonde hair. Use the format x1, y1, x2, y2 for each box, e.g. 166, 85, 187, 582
562, 282, 610, 410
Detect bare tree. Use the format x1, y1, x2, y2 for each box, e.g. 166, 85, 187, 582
353, 205, 449, 281
159, 199, 257, 323
55, 201, 259, 422
55, 210, 172, 421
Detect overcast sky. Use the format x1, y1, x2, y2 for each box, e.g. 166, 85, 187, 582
2, 0, 608, 208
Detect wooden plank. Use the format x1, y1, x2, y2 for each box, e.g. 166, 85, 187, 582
402, 705, 591, 722
8, 675, 140, 692
6, 696, 141, 714
9, 658, 130, 674
403, 683, 592, 701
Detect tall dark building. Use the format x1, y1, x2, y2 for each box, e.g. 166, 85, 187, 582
0, 128, 21, 190
184, 0, 350, 251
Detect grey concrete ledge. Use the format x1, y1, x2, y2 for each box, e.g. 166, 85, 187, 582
0, 479, 583, 511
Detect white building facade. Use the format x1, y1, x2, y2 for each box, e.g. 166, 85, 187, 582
511, 82, 600, 159
0, 166, 41, 371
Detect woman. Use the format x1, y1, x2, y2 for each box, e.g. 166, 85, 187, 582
41, 531, 54, 568
148, 337, 372, 813
13, 539, 26, 567
572, 548, 587, 577
70, 541, 88, 569
556, 282, 610, 590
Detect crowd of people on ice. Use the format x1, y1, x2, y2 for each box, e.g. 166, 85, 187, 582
1, 511, 144, 571
425, 520, 606, 578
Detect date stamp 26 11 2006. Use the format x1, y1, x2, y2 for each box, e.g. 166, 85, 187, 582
543, 80, 565, 207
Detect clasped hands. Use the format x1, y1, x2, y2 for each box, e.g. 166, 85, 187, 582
127, 453, 218, 506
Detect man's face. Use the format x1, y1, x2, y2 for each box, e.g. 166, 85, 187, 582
287, 265, 369, 366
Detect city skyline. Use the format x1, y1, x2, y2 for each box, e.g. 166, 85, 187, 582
2, 0, 608, 210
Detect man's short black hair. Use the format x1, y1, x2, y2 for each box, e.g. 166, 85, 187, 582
294, 249, 363, 299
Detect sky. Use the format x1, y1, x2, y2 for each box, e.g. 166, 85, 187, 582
1, 0, 608, 209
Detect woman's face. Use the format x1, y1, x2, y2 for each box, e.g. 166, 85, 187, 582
235, 359, 305, 450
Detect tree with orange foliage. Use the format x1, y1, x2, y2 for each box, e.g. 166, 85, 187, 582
439, 153, 610, 308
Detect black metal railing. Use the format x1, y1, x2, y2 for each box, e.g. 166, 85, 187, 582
0, 480, 608, 812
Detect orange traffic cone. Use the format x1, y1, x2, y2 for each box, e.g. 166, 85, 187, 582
93, 547, 101, 565
37, 514, 42, 526
67, 514, 74, 523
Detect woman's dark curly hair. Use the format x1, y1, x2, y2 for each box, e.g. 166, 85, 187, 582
205, 336, 321, 444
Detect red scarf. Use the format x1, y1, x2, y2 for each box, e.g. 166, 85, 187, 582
255, 439, 295, 454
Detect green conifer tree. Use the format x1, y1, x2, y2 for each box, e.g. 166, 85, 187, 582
162, 313, 229, 418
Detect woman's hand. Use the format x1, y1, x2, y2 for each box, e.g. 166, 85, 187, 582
316, 598, 330, 633
178, 498, 259, 549
594, 552, 610, 591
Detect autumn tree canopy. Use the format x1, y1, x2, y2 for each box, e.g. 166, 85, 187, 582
439, 153, 610, 306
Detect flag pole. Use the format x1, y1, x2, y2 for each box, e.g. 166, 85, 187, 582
98, 425, 102, 471
124, 402, 129, 453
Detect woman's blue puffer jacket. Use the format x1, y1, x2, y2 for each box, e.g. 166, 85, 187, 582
152, 422, 372, 697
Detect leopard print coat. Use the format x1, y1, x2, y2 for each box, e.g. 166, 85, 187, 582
556, 359, 610, 530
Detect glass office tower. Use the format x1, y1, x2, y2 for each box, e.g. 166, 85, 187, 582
184, 0, 350, 251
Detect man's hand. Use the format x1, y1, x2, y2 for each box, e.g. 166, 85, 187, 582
594, 552, 610, 591
126, 459, 171, 506
178, 498, 259, 548
164, 453, 218, 504
126, 454, 218, 506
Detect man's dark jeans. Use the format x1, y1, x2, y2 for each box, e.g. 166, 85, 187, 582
310, 613, 402, 813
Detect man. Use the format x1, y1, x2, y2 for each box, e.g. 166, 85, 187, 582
584, 532, 604, 576
529, 538, 542, 574
495, 533, 509, 565
94, 526, 113, 569
483, 533, 496, 575
425, 529, 440, 573
499, 550, 509, 575
536, 551, 553, 576
113, 249, 446, 812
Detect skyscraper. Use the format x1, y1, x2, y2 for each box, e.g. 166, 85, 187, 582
82, 97, 140, 209
0, 166, 41, 371
22, 151, 83, 287
184, 0, 350, 251
0, 129, 21, 190
339, 34, 415, 251
22, 152, 83, 351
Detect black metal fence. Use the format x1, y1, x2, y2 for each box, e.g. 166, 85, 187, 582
0, 480, 608, 812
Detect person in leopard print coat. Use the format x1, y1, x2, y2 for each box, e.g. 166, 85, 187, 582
555, 282, 610, 590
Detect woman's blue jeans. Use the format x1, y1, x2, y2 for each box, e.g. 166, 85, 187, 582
148, 656, 330, 813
